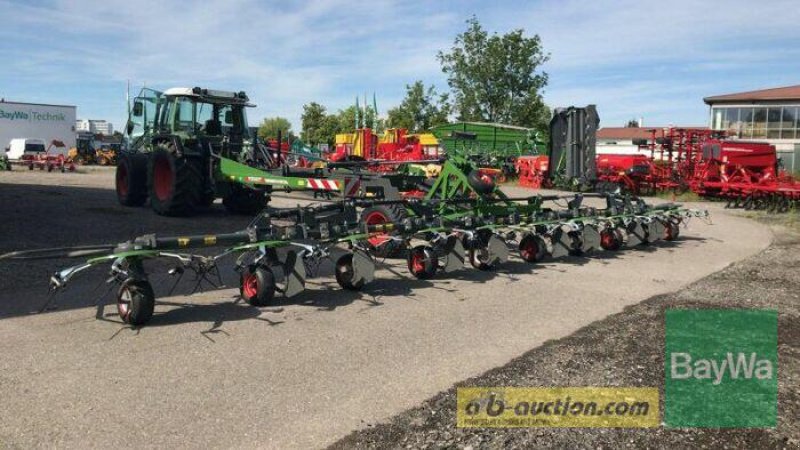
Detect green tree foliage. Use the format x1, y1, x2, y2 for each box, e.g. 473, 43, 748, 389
386, 81, 450, 133
625, 118, 640, 128
437, 17, 551, 134
300, 102, 334, 147
257, 117, 293, 141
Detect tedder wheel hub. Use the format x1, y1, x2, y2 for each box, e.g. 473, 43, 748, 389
518, 235, 542, 263
600, 229, 624, 251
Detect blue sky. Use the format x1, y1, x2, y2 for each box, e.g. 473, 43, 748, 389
1, 0, 798, 132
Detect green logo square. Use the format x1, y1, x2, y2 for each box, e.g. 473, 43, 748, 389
665, 309, 777, 428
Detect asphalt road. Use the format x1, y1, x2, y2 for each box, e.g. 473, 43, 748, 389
0, 169, 772, 448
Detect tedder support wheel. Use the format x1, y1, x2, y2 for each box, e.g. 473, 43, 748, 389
223, 185, 269, 215
407, 245, 438, 279
117, 279, 155, 326
467, 170, 495, 195
361, 204, 408, 258
600, 228, 624, 251
335, 253, 365, 290
147, 145, 203, 216
664, 221, 680, 241
240, 265, 276, 306
518, 235, 545, 263
117, 153, 149, 206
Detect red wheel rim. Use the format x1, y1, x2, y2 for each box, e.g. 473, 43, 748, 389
242, 272, 259, 298
600, 230, 619, 250
365, 211, 391, 248
411, 251, 425, 274
153, 156, 172, 201
117, 165, 129, 197
117, 287, 131, 320
520, 238, 538, 261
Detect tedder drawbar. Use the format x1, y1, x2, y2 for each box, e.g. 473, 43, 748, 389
0, 191, 709, 326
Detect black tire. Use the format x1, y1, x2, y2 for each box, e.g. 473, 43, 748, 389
600, 228, 624, 251
239, 265, 276, 306
116, 153, 148, 206
335, 253, 365, 290
223, 185, 269, 215
361, 204, 408, 258
117, 279, 155, 326
407, 245, 437, 279
148, 145, 203, 216
664, 221, 680, 241
467, 170, 495, 195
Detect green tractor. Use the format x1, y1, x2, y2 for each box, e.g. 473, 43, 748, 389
117, 87, 335, 216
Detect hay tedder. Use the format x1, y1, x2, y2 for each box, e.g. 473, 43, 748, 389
0, 168, 709, 326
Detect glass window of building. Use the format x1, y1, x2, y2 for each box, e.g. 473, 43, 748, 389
724, 108, 740, 136
751, 108, 766, 138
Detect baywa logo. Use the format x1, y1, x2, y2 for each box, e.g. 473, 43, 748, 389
0, 109, 66, 122
665, 309, 777, 428
0, 109, 29, 121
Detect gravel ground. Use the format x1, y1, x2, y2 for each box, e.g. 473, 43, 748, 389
331, 221, 800, 449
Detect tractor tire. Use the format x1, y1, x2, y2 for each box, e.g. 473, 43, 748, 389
148, 145, 203, 216
116, 153, 148, 207
467, 170, 495, 195
335, 253, 365, 290
117, 279, 155, 326
518, 234, 545, 263
361, 204, 408, 258
239, 265, 276, 306
223, 185, 269, 215
407, 245, 437, 279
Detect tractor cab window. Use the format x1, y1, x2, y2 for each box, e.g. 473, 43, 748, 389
172, 97, 195, 133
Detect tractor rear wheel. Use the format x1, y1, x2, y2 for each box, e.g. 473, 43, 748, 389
223, 185, 269, 215
117, 279, 155, 326
239, 265, 276, 306
361, 204, 408, 258
148, 145, 203, 216
116, 153, 148, 207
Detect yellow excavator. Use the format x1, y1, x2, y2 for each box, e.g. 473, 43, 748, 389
68, 133, 117, 165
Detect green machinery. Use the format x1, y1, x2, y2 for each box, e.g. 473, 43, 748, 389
117, 87, 343, 216
430, 122, 543, 176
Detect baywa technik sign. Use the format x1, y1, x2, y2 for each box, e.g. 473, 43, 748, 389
0, 107, 68, 122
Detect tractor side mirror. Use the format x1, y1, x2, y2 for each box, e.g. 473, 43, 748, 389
224, 111, 233, 124
132, 101, 144, 117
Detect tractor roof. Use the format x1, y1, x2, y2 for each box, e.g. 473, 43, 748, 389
162, 87, 254, 106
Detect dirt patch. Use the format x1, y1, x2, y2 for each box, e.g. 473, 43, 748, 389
330, 224, 800, 449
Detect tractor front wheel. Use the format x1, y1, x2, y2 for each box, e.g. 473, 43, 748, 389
117, 279, 155, 326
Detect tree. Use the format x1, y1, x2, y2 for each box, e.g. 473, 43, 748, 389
300, 102, 330, 146
386, 80, 450, 132
437, 17, 550, 133
625, 118, 640, 128
257, 117, 292, 141
334, 105, 380, 133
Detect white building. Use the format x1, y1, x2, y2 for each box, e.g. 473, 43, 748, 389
75, 119, 113, 136
0, 100, 77, 151
704, 84, 800, 171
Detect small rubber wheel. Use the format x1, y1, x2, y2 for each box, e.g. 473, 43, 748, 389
466, 170, 495, 195
407, 246, 437, 279
335, 254, 365, 290
664, 221, 680, 241
239, 266, 276, 306
117, 279, 155, 326
518, 235, 544, 263
600, 228, 624, 251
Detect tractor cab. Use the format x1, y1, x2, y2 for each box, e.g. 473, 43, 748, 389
126, 87, 254, 160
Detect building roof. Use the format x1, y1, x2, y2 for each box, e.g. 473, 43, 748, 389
597, 127, 707, 141
704, 85, 800, 104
